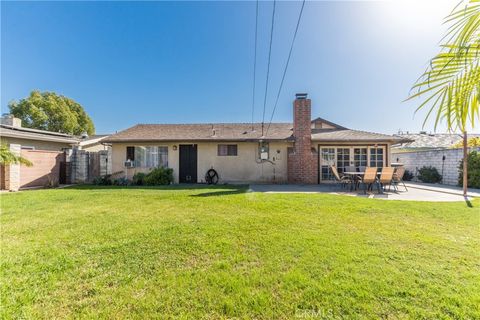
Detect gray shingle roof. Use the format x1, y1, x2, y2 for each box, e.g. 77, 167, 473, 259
104, 122, 403, 143
104, 123, 294, 142
311, 129, 406, 143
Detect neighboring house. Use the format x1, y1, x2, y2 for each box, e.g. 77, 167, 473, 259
104, 93, 407, 184
79, 135, 111, 152
0, 115, 78, 190
0, 115, 115, 191
392, 131, 480, 186
392, 132, 480, 152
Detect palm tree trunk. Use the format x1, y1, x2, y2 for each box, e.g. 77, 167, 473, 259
463, 131, 468, 197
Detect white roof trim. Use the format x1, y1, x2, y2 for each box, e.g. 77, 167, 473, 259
0, 127, 79, 144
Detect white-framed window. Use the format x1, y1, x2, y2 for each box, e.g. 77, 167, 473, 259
318, 145, 387, 181
320, 148, 335, 181
133, 146, 168, 168
369, 147, 384, 168
354, 148, 368, 168
218, 144, 238, 156
21, 146, 35, 150
336, 148, 350, 174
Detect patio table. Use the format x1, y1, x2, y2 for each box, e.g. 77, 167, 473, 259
343, 172, 364, 191
343, 171, 384, 192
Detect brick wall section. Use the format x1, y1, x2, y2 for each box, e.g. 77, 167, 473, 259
393, 147, 479, 185
288, 98, 317, 184
20, 150, 63, 188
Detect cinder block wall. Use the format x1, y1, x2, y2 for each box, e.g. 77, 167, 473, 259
392, 147, 479, 185
70, 148, 89, 183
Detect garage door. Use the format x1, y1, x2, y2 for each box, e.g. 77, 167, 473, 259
20, 150, 65, 188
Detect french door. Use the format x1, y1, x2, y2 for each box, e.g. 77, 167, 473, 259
319, 146, 386, 182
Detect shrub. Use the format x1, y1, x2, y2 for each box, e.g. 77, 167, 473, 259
458, 151, 480, 188
144, 167, 174, 185
112, 177, 130, 186
403, 169, 414, 181
418, 166, 442, 184
93, 175, 112, 185
132, 172, 146, 186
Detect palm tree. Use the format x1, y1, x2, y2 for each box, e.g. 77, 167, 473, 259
0, 144, 33, 166
408, 0, 479, 196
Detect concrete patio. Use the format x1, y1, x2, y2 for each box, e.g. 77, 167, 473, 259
249, 182, 480, 202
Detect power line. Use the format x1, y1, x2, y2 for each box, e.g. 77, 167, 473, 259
265, 0, 306, 136
251, 0, 259, 131
261, 0, 276, 137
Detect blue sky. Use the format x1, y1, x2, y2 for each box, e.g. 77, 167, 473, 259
1, 0, 466, 134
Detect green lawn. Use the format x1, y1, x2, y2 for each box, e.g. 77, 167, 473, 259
1, 186, 479, 319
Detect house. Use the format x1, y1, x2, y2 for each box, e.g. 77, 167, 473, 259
391, 131, 480, 186
393, 132, 480, 152
79, 135, 111, 152
104, 94, 406, 184
0, 115, 78, 190
0, 115, 114, 190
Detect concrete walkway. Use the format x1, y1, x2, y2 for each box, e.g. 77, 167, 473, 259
405, 182, 480, 197
249, 183, 478, 202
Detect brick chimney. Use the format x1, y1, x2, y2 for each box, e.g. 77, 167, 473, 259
293, 93, 312, 157
288, 93, 317, 184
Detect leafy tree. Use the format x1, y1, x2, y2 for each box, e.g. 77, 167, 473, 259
8, 91, 95, 135
407, 0, 479, 196
0, 144, 32, 166
452, 136, 480, 148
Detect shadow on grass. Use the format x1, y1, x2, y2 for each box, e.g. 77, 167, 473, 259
190, 188, 248, 197
464, 196, 474, 208
64, 184, 249, 193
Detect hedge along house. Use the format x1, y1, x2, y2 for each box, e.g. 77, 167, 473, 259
104, 94, 407, 184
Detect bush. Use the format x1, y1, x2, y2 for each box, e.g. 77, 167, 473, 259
93, 175, 112, 185
403, 169, 414, 181
458, 151, 480, 188
418, 166, 442, 184
112, 177, 130, 186
132, 172, 146, 186
143, 167, 174, 185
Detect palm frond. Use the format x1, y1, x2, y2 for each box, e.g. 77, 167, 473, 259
408, 0, 480, 132
0, 144, 33, 166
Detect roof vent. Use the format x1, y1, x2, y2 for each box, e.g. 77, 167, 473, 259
295, 93, 308, 100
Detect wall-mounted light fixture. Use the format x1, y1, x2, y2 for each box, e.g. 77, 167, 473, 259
173, 145, 178, 151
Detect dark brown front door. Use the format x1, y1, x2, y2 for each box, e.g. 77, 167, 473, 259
179, 144, 197, 183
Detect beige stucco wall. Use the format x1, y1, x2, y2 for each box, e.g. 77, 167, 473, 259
1, 137, 73, 151
111, 141, 291, 184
